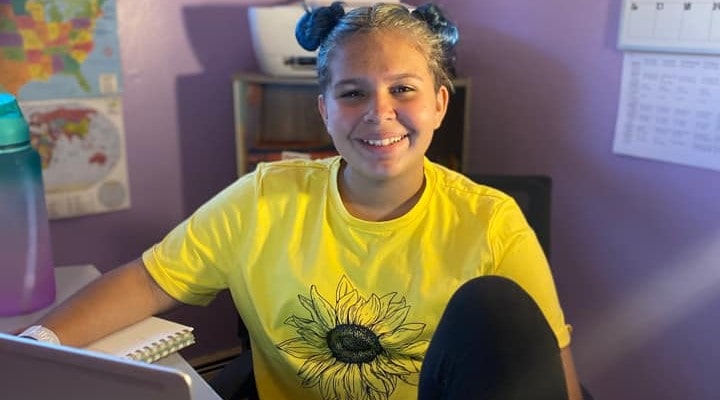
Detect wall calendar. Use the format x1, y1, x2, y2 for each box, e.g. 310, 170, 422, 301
619, 1, 720, 54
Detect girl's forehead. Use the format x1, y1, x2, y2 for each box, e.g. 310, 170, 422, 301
322, 29, 437, 89
331, 30, 428, 67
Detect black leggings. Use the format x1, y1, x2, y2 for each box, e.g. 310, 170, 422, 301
418, 276, 568, 400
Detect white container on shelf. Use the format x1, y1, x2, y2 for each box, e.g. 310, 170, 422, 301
247, 1, 405, 77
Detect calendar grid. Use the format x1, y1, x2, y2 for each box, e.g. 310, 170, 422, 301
619, 0, 720, 54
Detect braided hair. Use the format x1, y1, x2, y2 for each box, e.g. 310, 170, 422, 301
295, 2, 459, 93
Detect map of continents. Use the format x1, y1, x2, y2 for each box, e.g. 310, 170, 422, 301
0, 0, 120, 100
23, 99, 123, 193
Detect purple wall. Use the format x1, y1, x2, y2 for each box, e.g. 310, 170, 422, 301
47, 0, 719, 398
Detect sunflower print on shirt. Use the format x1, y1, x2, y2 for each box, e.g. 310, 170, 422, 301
276, 276, 429, 400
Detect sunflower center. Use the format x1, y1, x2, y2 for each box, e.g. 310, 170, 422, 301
327, 324, 383, 364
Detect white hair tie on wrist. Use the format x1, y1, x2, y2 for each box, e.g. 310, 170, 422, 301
18, 325, 61, 345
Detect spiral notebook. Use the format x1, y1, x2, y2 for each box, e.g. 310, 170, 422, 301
85, 316, 195, 363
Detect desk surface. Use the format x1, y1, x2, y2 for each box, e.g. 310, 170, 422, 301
0, 265, 221, 400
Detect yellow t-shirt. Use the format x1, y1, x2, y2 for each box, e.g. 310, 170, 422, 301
143, 156, 570, 400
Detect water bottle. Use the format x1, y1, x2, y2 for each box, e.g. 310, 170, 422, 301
0, 93, 56, 316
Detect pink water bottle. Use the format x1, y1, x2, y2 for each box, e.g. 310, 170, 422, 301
0, 93, 56, 316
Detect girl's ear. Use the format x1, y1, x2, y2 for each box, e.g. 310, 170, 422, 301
318, 94, 328, 126
433, 85, 450, 130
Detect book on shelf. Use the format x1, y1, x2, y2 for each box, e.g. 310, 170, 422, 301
85, 316, 195, 364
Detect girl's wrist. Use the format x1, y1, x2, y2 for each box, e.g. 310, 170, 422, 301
18, 325, 61, 345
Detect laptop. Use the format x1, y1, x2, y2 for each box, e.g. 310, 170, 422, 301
0, 332, 193, 400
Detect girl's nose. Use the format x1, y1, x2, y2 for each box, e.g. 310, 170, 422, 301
363, 94, 395, 124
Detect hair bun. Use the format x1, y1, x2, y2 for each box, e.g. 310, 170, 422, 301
295, 2, 346, 51
411, 3, 459, 50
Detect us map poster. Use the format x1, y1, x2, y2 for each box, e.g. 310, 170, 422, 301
0, 0, 129, 218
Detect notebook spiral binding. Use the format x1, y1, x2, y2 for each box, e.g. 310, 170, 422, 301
126, 330, 196, 363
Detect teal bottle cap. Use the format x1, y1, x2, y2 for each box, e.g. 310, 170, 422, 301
0, 93, 30, 147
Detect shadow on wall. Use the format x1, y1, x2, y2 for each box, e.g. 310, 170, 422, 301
163, 5, 259, 361
177, 5, 259, 215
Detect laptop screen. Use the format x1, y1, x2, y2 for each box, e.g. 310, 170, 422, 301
0, 332, 192, 400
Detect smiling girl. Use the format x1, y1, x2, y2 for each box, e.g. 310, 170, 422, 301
22, 3, 583, 399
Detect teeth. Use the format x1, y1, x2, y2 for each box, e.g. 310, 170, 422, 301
363, 135, 406, 147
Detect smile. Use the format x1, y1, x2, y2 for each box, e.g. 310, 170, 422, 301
361, 135, 408, 147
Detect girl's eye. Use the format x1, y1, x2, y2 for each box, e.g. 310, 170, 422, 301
338, 89, 363, 99
391, 85, 414, 94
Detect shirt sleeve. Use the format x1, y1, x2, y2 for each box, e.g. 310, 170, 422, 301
489, 199, 572, 348
142, 174, 256, 306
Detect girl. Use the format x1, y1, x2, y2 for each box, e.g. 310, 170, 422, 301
23, 3, 583, 399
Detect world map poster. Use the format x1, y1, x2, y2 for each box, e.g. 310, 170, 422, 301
1, 0, 128, 219
20, 96, 130, 219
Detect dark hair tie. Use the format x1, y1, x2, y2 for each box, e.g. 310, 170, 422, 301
295, 2, 346, 51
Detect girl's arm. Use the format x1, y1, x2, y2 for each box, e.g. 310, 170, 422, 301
33, 258, 181, 347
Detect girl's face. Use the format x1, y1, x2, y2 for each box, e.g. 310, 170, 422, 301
318, 30, 449, 185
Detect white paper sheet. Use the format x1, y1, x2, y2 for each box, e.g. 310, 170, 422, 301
612, 52, 720, 171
